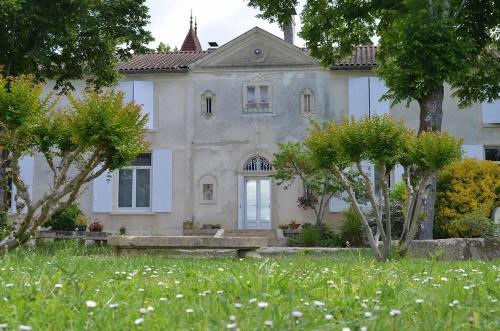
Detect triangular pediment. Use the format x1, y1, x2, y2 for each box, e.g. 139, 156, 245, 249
191, 27, 320, 69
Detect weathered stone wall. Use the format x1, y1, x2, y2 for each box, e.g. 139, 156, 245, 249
404, 238, 500, 260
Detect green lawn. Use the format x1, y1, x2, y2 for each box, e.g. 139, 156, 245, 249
0, 243, 498, 331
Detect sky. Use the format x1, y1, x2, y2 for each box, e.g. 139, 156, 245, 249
144, 0, 307, 50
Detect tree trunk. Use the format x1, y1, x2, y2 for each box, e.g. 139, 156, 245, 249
417, 85, 444, 239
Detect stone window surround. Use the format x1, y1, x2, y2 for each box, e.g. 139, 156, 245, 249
242, 81, 273, 113
199, 175, 217, 204
300, 88, 315, 116
201, 90, 216, 118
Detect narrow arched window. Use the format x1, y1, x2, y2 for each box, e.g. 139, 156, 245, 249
243, 156, 272, 172
201, 90, 215, 118
300, 88, 315, 116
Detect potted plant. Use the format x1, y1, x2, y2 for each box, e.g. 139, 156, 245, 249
75, 214, 88, 232
289, 220, 300, 230
119, 226, 127, 235
88, 221, 103, 232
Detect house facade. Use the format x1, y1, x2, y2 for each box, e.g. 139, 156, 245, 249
16, 21, 500, 235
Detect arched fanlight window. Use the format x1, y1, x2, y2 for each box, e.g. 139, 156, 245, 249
243, 156, 272, 172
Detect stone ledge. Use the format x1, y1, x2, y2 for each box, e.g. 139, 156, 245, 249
108, 235, 268, 249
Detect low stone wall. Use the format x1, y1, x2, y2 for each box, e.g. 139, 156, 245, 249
404, 237, 500, 260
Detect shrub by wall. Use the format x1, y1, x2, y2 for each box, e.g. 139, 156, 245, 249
46, 204, 83, 231
435, 158, 500, 238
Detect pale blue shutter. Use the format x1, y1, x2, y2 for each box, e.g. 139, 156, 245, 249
92, 170, 113, 213
348, 77, 369, 120
152, 149, 172, 212
462, 145, 484, 159
117, 81, 134, 104
329, 194, 349, 212
369, 77, 390, 116
134, 81, 154, 130
238, 175, 245, 228
482, 100, 500, 124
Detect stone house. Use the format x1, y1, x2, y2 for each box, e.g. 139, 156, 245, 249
13, 18, 500, 235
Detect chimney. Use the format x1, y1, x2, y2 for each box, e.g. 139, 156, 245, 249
283, 14, 296, 45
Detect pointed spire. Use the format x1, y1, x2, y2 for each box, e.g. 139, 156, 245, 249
180, 11, 202, 52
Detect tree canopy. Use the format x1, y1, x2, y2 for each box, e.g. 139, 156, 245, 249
248, 0, 499, 126
0, 0, 153, 92
0, 75, 148, 251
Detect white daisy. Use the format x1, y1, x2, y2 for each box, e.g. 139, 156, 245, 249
19, 326, 32, 331
226, 323, 237, 329
389, 309, 401, 316
325, 314, 333, 320
257, 302, 268, 308
134, 318, 144, 325
86, 300, 97, 308
364, 312, 372, 318
54, 284, 63, 289
264, 320, 273, 327
291, 310, 303, 318
415, 299, 424, 304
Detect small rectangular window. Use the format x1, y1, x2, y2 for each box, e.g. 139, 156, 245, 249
247, 86, 256, 105
485, 147, 500, 162
118, 153, 152, 209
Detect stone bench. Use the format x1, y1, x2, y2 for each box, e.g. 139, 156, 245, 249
37, 230, 108, 245
108, 235, 268, 257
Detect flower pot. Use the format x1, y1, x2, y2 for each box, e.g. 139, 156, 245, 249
289, 223, 300, 230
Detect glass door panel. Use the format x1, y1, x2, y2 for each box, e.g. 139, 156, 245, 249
259, 179, 271, 224
245, 179, 257, 228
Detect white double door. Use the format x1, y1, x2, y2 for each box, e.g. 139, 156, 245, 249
244, 177, 272, 229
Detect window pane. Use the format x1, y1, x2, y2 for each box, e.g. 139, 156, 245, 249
304, 94, 310, 111
485, 148, 500, 161
247, 86, 255, 104
246, 180, 257, 222
118, 169, 133, 207
260, 86, 268, 104
131, 153, 151, 166
260, 179, 271, 222
206, 97, 212, 114
136, 168, 151, 208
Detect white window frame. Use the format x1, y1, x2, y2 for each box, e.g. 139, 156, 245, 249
117, 162, 152, 211
243, 82, 273, 113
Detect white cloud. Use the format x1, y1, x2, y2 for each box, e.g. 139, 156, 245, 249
145, 0, 306, 49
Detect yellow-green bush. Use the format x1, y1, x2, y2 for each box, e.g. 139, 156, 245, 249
435, 158, 500, 237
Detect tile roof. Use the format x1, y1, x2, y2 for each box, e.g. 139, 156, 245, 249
331, 45, 378, 70
117, 46, 378, 73
117, 51, 208, 73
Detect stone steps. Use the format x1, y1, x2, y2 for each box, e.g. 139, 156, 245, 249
221, 229, 286, 246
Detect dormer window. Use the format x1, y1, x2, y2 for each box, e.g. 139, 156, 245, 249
300, 88, 315, 117
201, 90, 215, 118
243, 82, 272, 113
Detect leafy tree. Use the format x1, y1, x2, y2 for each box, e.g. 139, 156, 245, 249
0, 0, 153, 216
306, 115, 462, 260
156, 42, 173, 53
247, 0, 499, 238
272, 142, 344, 227
0, 0, 153, 91
0, 76, 148, 251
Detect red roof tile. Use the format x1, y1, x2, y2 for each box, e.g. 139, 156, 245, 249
117, 51, 208, 73
117, 46, 378, 72
331, 45, 378, 69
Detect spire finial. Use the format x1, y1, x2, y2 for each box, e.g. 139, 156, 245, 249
190, 10, 193, 29
195, 16, 198, 34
